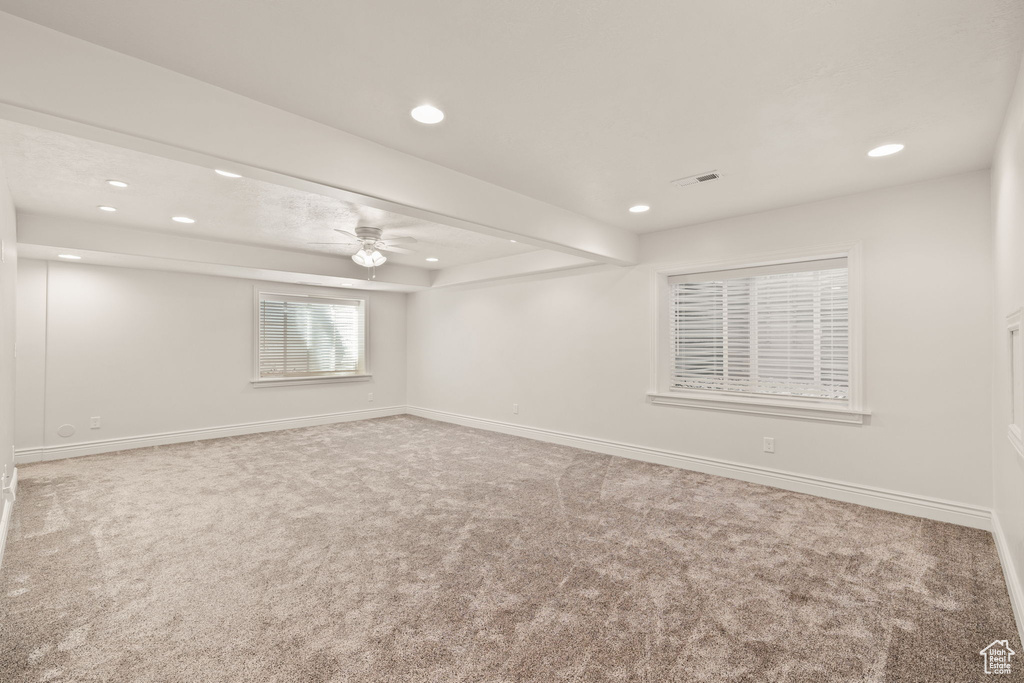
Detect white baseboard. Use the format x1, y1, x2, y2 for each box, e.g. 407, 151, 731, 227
14, 406, 405, 465
992, 510, 1024, 646
407, 406, 993, 531
7, 404, 1013, 634
0, 466, 18, 571
12, 403, 996, 532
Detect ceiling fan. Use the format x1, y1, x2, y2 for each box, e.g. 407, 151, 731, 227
309, 226, 418, 269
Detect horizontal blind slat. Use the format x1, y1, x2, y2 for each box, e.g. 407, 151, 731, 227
670, 264, 849, 400
259, 297, 365, 379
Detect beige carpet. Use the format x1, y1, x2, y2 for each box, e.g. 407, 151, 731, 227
0, 415, 1018, 682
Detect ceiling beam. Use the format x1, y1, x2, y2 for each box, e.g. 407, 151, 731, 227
0, 12, 638, 266
17, 214, 431, 291
431, 251, 596, 288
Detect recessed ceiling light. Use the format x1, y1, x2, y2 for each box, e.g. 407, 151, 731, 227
342, 284, 354, 287
510, 239, 517, 243
629, 205, 650, 213
215, 169, 242, 178
57, 254, 82, 260
97, 205, 117, 212
411, 105, 445, 124
425, 257, 439, 262
867, 143, 904, 157
106, 180, 128, 188
172, 216, 196, 224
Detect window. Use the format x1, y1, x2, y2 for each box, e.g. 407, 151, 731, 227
650, 249, 867, 424
254, 292, 368, 386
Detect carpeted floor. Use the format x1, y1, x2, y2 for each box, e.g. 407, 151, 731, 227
0, 415, 1018, 682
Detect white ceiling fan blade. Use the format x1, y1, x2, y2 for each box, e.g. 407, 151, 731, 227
384, 236, 417, 245
331, 229, 361, 242
378, 244, 415, 254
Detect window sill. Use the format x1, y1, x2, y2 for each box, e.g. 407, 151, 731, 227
251, 375, 372, 388
646, 391, 870, 424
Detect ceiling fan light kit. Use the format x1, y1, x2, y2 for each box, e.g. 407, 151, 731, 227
348, 227, 390, 271
352, 247, 387, 267
307, 225, 422, 278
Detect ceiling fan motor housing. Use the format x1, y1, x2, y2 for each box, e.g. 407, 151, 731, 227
354, 226, 383, 242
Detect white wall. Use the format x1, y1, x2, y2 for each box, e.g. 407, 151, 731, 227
0, 161, 16, 478
992, 54, 1024, 620
0, 159, 17, 568
408, 171, 993, 508
15, 261, 406, 450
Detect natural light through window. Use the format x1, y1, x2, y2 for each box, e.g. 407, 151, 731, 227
670, 259, 848, 400
651, 252, 865, 424
256, 292, 367, 385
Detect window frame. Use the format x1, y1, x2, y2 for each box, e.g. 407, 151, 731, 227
648, 244, 869, 424
251, 288, 372, 388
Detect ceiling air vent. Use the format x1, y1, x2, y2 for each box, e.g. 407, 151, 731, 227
671, 170, 722, 188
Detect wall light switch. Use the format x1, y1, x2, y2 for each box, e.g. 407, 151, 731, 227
763, 437, 774, 453
90, 416, 101, 429
512, 403, 519, 414
368, 393, 374, 403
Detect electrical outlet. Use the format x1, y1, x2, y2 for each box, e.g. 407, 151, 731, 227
763, 437, 774, 453
368, 392, 374, 403
512, 403, 519, 415
90, 416, 101, 429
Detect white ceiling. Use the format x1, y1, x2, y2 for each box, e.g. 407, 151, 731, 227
0, 121, 534, 269
0, 0, 1020, 233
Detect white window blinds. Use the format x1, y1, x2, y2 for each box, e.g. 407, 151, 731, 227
258, 293, 366, 379
669, 258, 849, 401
